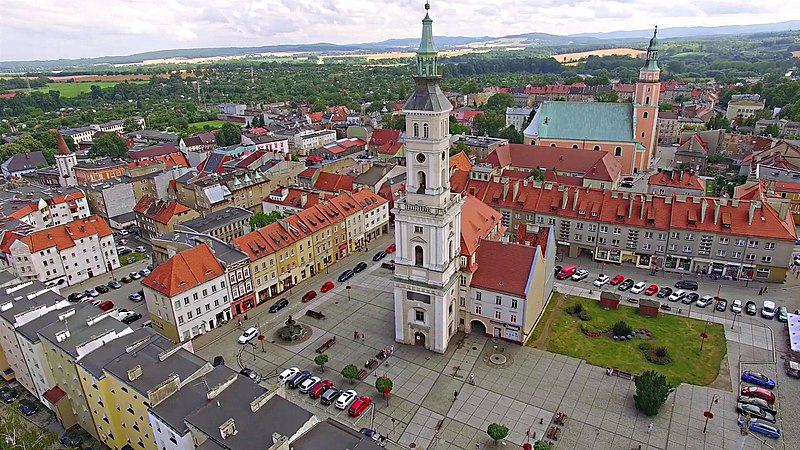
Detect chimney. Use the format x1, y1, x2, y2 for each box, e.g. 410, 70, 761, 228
502, 178, 510, 200
512, 180, 519, 202
640, 195, 645, 220
748, 201, 757, 225
700, 198, 708, 223
561, 187, 568, 209
300, 193, 308, 207
713, 200, 721, 224
572, 188, 579, 211
628, 197, 634, 218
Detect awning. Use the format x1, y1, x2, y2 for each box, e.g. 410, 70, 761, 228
788, 313, 800, 353
43, 385, 67, 404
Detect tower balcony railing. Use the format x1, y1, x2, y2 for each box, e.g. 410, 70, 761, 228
396, 193, 461, 216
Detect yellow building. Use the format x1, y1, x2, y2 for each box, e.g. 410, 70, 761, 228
329, 193, 365, 253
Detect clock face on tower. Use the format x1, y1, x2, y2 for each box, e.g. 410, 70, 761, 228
416, 153, 426, 164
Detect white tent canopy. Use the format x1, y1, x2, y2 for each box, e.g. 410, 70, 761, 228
787, 313, 800, 353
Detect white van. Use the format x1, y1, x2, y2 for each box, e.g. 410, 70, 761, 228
668, 289, 686, 302
761, 300, 776, 319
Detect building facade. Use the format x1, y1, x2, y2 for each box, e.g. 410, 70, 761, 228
73, 159, 128, 186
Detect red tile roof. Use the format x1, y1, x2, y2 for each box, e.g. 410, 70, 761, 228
460, 194, 503, 259
377, 141, 404, 155
449, 151, 472, 172
313, 172, 355, 193
307, 112, 324, 123
647, 171, 705, 191
42, 386, 67, 404
349, 189, 388, 211
734, 181, 764, 200
10, 215, 113, 253
133, 195, 193, 225
775, 181, 800, 194
141, 243, 224, 296
264, 188, 320, 209
298, 168, 317, 179
56, 133, 71, 155
483, 144, 621, 182
470, 240, 538, 297
369, 129, 402, 147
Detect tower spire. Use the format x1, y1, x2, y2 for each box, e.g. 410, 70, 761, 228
56, 133, 71, 155
642, 26, 659, 71
416, 1, 438, 77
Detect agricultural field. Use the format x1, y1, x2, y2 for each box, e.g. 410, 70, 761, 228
34, 80, 148, 97
187, 120, 230, 132
552, 47, 646, 63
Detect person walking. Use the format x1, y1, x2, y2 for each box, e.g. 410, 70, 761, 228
361, 333, 365, 342
469, 373, 475, 384
759, 287, 763, 295
453, 391, 458, 401
647, 423, 654, 433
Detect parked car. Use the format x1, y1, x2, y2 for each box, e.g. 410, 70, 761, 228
121, 312, 142, 324
359, 428, 387, 447
373, 251, 388, 261
299, 376, 322, 394
553, 265, 563, 276
135, 245, 146, 253
715, 298, 728, 312
353, 262, 368, 273
740, 385, 775, 404
108, 279, 123, 289
60, 430, 84, 447
288, 370, 312, 389
381, 261, 395, 270
321, 281, 335, 292
302, 290, 317, 302
117, 238, 128, 245
747, 420, 780, 439
618, 279, 635, 291
95, 285, 110, 294
128, 292, 142, 302
761, 300, 776, 319
269, 298, 289, 313
139, 268, 151, 277
785, 360, 800, 378
736, 403, 776, 423
385, 243, 396, 253
571, 269, 589, 281
84, 288, 100, 298
335, 389, 358, 410
338, 270, 355, 282
745, 301, 757, 316
620, 181, 634, 188
731, 300, 743, 314
349, 395, 372, 416
681, 292, 699, 305
320, 386, 341, 405
737, 396, 776, 414
630, 282, 647, 294
644, 284, 659, 296
98, 301, 114, 311
278, 367, 300, 384
668, 289, 686, 302
118, 229, 129, 237
0, 386, 18, 403
129, 271, 142, 280
120, 276, 133, 283
309, 380, 333, 399
556, 265, 577, 280
609, 274, 625, 286
696, 295, 714, 308
239, 368, 261, 383
19, 399, 39, 416
238, 327, 259, 344
674, 280, 699, 290
777, 306, 788, 323
67, 292, 86, 302
593, 275, 610, 287
117, 247, 132, 255
656, 287, 673, 298
742, 371, 776, 389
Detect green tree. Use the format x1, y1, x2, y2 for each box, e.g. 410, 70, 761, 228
484, 93, 515, 113
634, 370, 675, 416
473, 112, 505, 137
0, 400, 60, 450
123, 118, 141, 133
594, 91, 619, 103
0, 142, 27, 162
216, 122, 242, 147
448, 116, 468, 135
706, 112, 731, 131
314, 353, 329, 372
763, 123, 780, 137
659, 103, 674, 112
89, 133, 129, 159
383, 113, 406, 131
10, 135, 44, 153
497, 125, 523, 144
449, 141, 471, 157
249, 211, 283, 229
533, 441, 552, 450
486, 423, 509, 444
341, 364, 359, 385
530, 167, 545, 181
375, 375, 393, 406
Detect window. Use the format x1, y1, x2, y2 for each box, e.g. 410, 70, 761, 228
736, 239, 746, 247
476, 292, 481, 301
717, 250, 726, 257
644, 232, 653, 239
658, 233, 666, 241
495, 311, 501, 320
746, 254, 756, 261
642, 243, 650, 250
572, 144, 579, 149
600, 225, 608, 233
575, 222, 583, 230
668, 244, 677, 251
587, 236, 595, 243
183, 297, 189, 306
593, 145, 600, 151
510, 314, 517, 323
615, 147, 622, 156
611, 239, 620, 247
495, 296, 502, 305
413, 122, 419, 137
656, 245, 664, 252
756, 268, 770, 278
475, 306, 482, 315
765, 242, 775, 250
643, 111, 649, 119
686, 233, 694, 241
423, 123, 429, 138
588, 224, 597, 232
415, 310, 425, 322
575, 234, 582, 241
732, 251, 742, 259
762, 255, 773, 263
613, 227, 621, 235
748, 241, 759, 249
414, 226, 423, 234
719, 237, 729, 245
414, 246, 424, 267
460, 297, 465, 307
683, 246, 692, 253
670, 232, 680, 239
511, 299, 518, 309
598, 237, 606, 245
187, 311, 193, 319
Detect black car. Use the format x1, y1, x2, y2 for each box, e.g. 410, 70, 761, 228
617, 279, 635, 291
620, 181, 634, 188
240, 368, 261, 383
121, 312, 142, 324
19, 399, 39, 416
338, 270, 355, 282
745, 301, 757, 316
372, 251, 387, 262
682, 292, 700, 305
656, 287, 673, 299
67, 292, 86, 302
737, 396, 776, 414
269, 298, 289, 313
320, 386, 341, 405
674, 280, 698, 290
95, 285, 110, 294
120, 276, 133, 283
554, 265, 563, 276
60, 430, 84, 448
213, 356, 225, 367
0, 386, 18, 403
715, 298, 728, 312
736, 403, 776, 423
381, 261, 395, 270
353, 262, 368, 273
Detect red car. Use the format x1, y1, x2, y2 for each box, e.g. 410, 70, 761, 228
644, 284, 659, 296
302, 290, 317, 302
320, 281, 335, 293
98, 300, 114, 311
740, 385, 776, 404
348, 395, 372, 417
309, 380, 333, 399
386, 243, 396, 253
609, 275, 625, 286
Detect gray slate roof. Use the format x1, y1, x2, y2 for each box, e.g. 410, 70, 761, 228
177, 207, 253, 234
404, 78, 452, 113
292, 418, 383, 450
2, 151, 47, 173
77, 328, 158, 378
38, 302, 132, 358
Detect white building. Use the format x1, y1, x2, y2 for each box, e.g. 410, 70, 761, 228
353, 189, 390, 241
296, 130, 337, 155
55, 133, 78, 187
393, 4, 464, 354
5, 188, 90, 230
505, 107, 532, 131
141, 243, 231, 342
5, 216, 120, 287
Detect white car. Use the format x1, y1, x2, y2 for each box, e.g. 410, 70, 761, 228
630, 282, 647, 294
697, 295, 714, 308
237, 327, 259, 344
571, 269, 590, 281
335, 389, 358, 410
278, 367, 300, 384
593, 275, 610, 287
731, 299, 743, 314
668, 289, 686, 302
299, 376, 321, 394
118, 310, 135, 320
761, 300, 776, 319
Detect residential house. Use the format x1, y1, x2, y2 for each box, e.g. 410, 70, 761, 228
1, 186, 90, 230
314, 137, 367, 160
73, 159, 127, 185
129, 144, 190, 168
174, 207, 253, 243
505, 107, 532, 131
85, 178, 136, 221
452, 135, 509, 161
367, 129, 402, 154
674, 133, 710, 171
134, 195, 200, 242
130, 166, 192, 202
179, 132, 216, 154
657, 110, 679, 144
246, 134, 290, 155
127, 129, 179, 145
262, 187, 320, 216
726, 94, 766, 121
291, 130, 337, 155
1, 151, 48, 178
648, 170, 706, 196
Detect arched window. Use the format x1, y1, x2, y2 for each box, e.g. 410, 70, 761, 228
615, 147, 622, 156
415, 246, 424, 267
413, 123, 419, 137
572, 144, 579, 149
441, 169, 447, 188
448, 240, 454, 259
645, 96, 650, 105
643, 111, 649, 119
550, 143, 556, 147
593, 145, 600, 151
417, 171, 426, 193
641, 132, 646, 138
423, 123, 429, 138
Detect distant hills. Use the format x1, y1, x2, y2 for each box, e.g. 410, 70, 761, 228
3, 20, 799, 72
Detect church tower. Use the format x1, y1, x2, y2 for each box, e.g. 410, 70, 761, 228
393, 2, 463, 353
633, 27, 661, 172
54, 133, 77, 187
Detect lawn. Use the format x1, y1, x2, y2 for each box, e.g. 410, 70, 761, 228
34, 81, 148, 98
120, 252, 148, 267
544, 296, 727, 386
187, 120, 230, 132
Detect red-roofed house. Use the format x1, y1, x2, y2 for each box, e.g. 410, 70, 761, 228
368, 129, 402, 152
141, 243, 229, 342
315, 137, 367, 160
262, 187, 321, 215
377, 141, 405, 160
449, 151, 472, 173
133, 195, 199, 242
647, 170, 706, 196
313, 172, 356, 194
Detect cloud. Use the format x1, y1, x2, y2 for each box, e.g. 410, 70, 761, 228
1, 0, 799, 61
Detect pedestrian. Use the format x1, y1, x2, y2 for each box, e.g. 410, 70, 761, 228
237, 319, 242, 328
475, 442, 480, 450
759, 287, 763, 295
390, 345, 394, 355
647, 423, 654, 433
354, 330, 358, 340
244, 313, 248, 320
764, 286, 768, 294
454, 391, 458, 401
361, 333, 365, 342
469, 373, 475, 384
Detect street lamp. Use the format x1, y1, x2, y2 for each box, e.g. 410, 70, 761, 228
730, 311, 740, 330
699, 320, 711, 353
703, 394, 720, 433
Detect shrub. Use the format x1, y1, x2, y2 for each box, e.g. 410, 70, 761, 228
612, 321, 633, 337
580, 323, 607, 336
565, 303, 584, 315
655, 347, 668, 358
639, 343, 671, 365
578, 311, 592, 321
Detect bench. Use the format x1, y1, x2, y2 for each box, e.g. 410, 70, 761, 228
357, 368, 368, 380
305, 310, 326, 320
660, 303, 672, 311
365, 359, 379, 370
612, 369, 636, 381
376, 351, 387, 360
316, 336, 336, 354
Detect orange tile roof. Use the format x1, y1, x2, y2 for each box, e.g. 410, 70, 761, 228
369, 129, 402, 147
470, 240, 538, 297
775, 181, 800, 194
133, 195, 192, 225
298, 167, 317, 178
56, 134, 71, 155
307, 111, 324, 123
460, 194, 503, 258
449, 151, 472, 172
483, 144, 621, 182
141, 243, 224, 296
264, 188, 320, 209
313, 172, 355, 193
12, 215, 112, 253
734, 181, 764, 200
349, 189, 388, 211
647, 171, 705, 191
377, 141, 404, 155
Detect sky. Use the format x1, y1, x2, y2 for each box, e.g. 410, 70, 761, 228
1, 0, 799, 61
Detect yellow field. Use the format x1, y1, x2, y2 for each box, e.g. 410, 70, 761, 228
552, 48, 646, 63
320, 48, 489, 61
792, 50, 800, 58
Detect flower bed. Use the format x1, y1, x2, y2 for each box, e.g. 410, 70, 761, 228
639, 343, 671, 365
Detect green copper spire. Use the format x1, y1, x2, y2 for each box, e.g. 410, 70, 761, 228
642, 26, 659, 71
416, 2, 439, 77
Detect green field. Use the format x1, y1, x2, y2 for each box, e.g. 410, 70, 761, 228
35, 81, 148, 97
543, 296, 727, 386
187, 120, 231, 132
